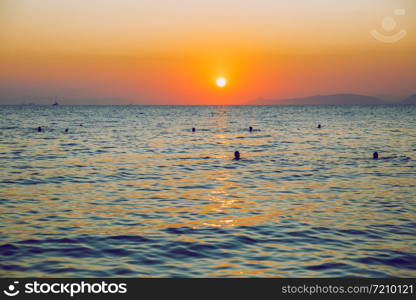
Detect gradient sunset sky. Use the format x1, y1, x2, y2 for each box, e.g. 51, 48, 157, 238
1, 0, 415, 105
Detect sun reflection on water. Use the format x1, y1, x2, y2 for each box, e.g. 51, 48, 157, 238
1, 105, 415, 277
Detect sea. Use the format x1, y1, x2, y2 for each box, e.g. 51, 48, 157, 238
0, 105, 415, 277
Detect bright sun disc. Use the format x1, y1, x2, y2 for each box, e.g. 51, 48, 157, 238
216, 77, 227, 88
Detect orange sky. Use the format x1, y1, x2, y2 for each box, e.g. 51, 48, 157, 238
0, 0, 415, 104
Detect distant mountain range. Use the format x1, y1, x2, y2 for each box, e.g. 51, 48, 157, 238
401, 94, 416, 105
253, 93, 416, 105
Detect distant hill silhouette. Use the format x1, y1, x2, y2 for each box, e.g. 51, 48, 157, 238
401, 94, 416, 105
254, 93, 386, 105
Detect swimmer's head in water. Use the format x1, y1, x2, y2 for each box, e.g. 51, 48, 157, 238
37, 126, 42, 132
373, 152, 379, 159
234, 151, 240, 160
249, 126, 253, 132
192, 127, 196, 132
317, 124, 321, 129
65, 128, 68, 133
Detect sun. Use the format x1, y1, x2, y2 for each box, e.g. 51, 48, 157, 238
216, 77, 227, 88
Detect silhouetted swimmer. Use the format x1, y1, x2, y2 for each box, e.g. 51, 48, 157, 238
79, 124, 83, 127
192, 127, 196, 132
37, 126, 42, 132
373, 152, 379, 159
65, 128, 69, 133
249, 126, 253, 132
317, 124, 322, 129
234, 151, 240, 160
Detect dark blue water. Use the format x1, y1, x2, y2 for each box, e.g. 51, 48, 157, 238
1, 105, 415, 277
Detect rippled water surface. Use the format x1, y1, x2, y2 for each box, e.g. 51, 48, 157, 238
1, 105, 415, 277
